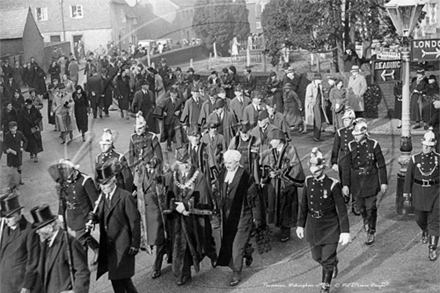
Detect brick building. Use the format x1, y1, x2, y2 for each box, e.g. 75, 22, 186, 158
2, 0, 140, 54
0, 7, 44, 65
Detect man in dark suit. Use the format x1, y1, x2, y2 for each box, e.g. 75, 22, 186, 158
4, 74, 21, 100
186, 125, 204, 171
242, 66, 256, 96
208, 98, 237, 147
33, 204, 90, 293
242, 90, 262, 128
216, 150, 264, 286
132, 79, 157, 133
180, 84, 203, 130
161, 87, 183, 152
0, 193, 40, 293
92, 159, 141, 293
297, 148, 350, 293
86, 71, 104, 118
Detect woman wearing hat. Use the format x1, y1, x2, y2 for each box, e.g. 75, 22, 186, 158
21, 99, 43, 161
73, 85, 89, 141
422, 75, 439, 129
283, 82, 303, 130
166, 147, 217, 285
329, 78, 347, 130
410, 69, 429, 129
52, 84, 75, 144
266, 71, 283, 113
404, 128, 439, 261
224, 66, 239, 100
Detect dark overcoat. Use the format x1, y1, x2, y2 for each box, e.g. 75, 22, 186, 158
132, 89, 157, 133
21, 105, 43, 154
72, 90, 89, 133
0, 216, 40, 293
3, 130, 27, 167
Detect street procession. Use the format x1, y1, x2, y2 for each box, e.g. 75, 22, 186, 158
1, 0, 440, 293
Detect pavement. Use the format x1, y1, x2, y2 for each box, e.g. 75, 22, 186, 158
1, 68, 439, 293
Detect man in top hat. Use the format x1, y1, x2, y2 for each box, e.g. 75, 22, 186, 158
265, 96, 289, 139
91, 159, 141, 293
243, 66, 256, 96
96, 128, 133, 192
297, 147, 350, 293
207, 98, 237, 147
216, 150, 265, 286
201, 116, 227, 183
33, 204, 90, 293
331, 107, 360, 215
261, 129, 305, 242
346, 65, 367, 118
243, 90, 263, 128
181, 84, 203, 129
230, 84, 251, 123
128, 112, 163, 172
132, 79, 157, 133
228, 121, 260, 184
305, 73, 329, 142
53, 158, 100, 265
250, 109, 278, 155
342, 118, 387, 245
410, 68, 429, 129
404, 127, 440, 261
166, 146, 217, 285
198, 86, 218, 129
161, 87, 184, 152
0, 193, 40, 293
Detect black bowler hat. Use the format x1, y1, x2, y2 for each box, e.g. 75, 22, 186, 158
268, 128, 286, 141
214, 98, 225, 109
31, 204, 57, 229
96, 158, 121, 184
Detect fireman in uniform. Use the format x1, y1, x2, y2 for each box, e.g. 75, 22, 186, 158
404, 127, 440, 261
95, 128, 133, 192
297, 147, 350, 293
342, 118, 387, 245
54, 159, 100, 265
331, 107, 360, 215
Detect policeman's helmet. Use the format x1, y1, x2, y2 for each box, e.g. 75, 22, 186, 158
57, 159, 80, 182
99, 128, 114, 145
309, 147, 325, 167
421, 127, 437, 147
341, 107, 356, 120
352, 118, 368, 136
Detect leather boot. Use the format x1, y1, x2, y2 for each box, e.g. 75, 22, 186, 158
422, 230, 429, 244
90, 249, 99, 266
332, 258, 338, 279
428, 236, 439, 261
244, 244, 254, 267
320, 268, 333, 293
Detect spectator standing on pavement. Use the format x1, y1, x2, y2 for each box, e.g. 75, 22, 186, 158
72, 85, 89, 141
347, 65, 367, 118
21, 99, 43, 162
12, 61, 23, 88
343, 43, 361, 72
329, 78, 347, 130
2, 121, 27, 184
297, 147, 351, 293
342, 118, 388, 245
305, 73, 329, 141
410, 69, 428, 129
48, 60, 61, 84
52, 84, 74, 144
404, 128, 439, 261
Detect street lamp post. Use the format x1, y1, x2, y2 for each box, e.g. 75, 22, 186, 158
385, 0, 425, 215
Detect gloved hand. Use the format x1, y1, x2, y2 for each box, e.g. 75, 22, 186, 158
175, 202, 186, 214
332, 164, 339, 172
128, 246, 139, 256
381, 184, 388, 194
342, 186, 350, 197
296, 227, 304, 239
339, 233, 351, 245
88, 211, 98, 223
403, 193, 412, 208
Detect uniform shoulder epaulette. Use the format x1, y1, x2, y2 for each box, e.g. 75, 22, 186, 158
81, 174, 92, 186
328, 177, 339, 190
336, 128, 342, 137
305, 175, 313, 187
348, 140, 355, 151
369, 138, 378, 148
114, 150, 124, 161
434, 151, 440, 156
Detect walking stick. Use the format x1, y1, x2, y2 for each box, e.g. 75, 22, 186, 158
59, 184, 75, 285
0, 218, 5, 247
85, 193, 103, 233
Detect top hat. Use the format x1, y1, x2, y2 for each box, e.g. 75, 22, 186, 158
96, 158, 120, 184
175, 147, 191, 163
0, 192, 24, 217
30, 204, 57, 229
267, 128, 285, 141
0, 194, 9, 217
312, 73, 323, 80
265, 96, 276, 108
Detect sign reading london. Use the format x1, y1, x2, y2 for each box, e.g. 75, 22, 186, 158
411, 38, 440, 61
373, 60, 401, 83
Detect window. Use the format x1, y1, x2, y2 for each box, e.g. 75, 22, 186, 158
50, 35, 61, 42
70, 5, 83, 19
256, 22, 261, 29
36, 7, 48, 21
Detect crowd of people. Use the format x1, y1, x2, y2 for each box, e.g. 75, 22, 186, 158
0, 44, 439, 293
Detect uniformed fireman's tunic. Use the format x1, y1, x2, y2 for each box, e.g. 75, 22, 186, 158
404, 151, 440, 236
298, 175, 349, 269
331, 126, 354, 178
342, 138, 387, 234
128, 131, 163, 169
57, 172, 100, 250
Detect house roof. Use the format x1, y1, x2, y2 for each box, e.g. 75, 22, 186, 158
169, 0, 198, 8
0, 7, 30, 40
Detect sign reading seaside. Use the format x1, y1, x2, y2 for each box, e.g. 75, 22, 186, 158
411, 39, 440, 61
373, 60, 402, 83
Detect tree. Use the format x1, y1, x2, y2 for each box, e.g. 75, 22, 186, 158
192, 0, 250, 56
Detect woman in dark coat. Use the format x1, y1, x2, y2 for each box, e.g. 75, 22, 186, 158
72, 85, 89, 141
422, 75, 439, 128
101, 70, 115, 117
21, 99, 43, 162
224, 66, 240, 99
1, 101, 19, 132
45, 83, 57, 127
32, 64, 47, 95
48, 60, 61, 84
266, 71, 283, 113
410, 70, 428, 128
115, 68, 131, 119
11, 90, 25, 127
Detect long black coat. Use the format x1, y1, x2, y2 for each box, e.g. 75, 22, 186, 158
21, 106, 43, 154
115, 75, 131, 110
96, 187, 141, 280
32, 66, 47, 95
73, 90, 89, 133
0, 216, 40, 293
3, 130, 27, 167
132, 89, 157, 132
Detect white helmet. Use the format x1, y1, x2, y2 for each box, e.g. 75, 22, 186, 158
341, 107, 356, 120
99, 128, 114, 145
352, 118, 368, 136
309, 147, 325, 166
422, 127, 437, 146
